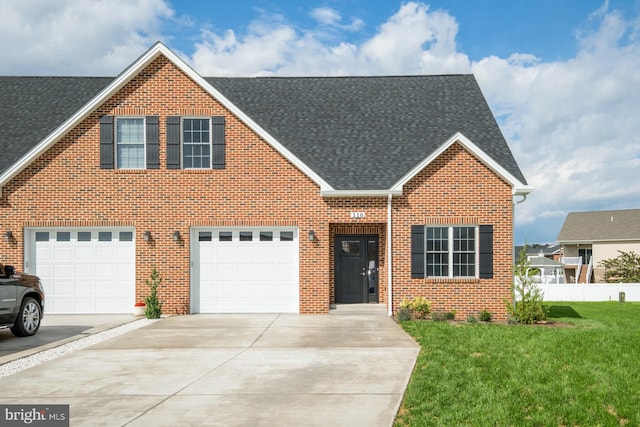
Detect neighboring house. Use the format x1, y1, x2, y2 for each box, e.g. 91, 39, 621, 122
557, 209, 640, 283
0, 42, 531, 318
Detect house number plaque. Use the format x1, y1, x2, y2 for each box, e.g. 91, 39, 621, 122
350, 212, 366, 219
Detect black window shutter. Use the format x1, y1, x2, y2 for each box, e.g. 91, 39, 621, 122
411, 225, 425, 279
212, 116, 226, 169
146, 116, 159, 169
479, 225, 494, 279
99, 116, 114, 169
166, 116, 181, 169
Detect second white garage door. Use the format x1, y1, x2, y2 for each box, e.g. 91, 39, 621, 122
192, 228, 299, 313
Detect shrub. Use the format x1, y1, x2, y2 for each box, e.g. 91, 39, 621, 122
479, 309, 492, 322
396, 307, 413, 321
145, 267, 163, 319
399, 296, 431, 320
466, 314, 478, 323
506, 247, 548, 324
431, 311, 447, 322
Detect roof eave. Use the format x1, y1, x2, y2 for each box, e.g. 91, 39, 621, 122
320, 189, 403, 198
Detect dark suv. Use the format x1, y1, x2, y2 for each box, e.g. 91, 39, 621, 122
0, 263, 45, 337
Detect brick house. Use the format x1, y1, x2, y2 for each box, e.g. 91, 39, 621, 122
0, 42, 531, 318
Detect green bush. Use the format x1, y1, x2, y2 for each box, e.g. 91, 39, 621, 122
479, 309, 492, 322
399, 296, 431, 320
144, 267, 163, 319
466, 314, 478, 323
431, 311, 448, 321
506, 247, 548, 324
445, 310, 457, 320
396, 307, 413, 321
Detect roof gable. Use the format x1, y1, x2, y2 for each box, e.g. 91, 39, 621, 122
0, 42, 530, 197
557, 209, 640, 243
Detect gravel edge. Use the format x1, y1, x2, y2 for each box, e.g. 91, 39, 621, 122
0, 318, 158, 379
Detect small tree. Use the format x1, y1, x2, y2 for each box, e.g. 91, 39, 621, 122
145, 267, 163, 319
506, 246, 548, 324
599, 251, 640, 283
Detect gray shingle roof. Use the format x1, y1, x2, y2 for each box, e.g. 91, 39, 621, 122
557, 209, 640, 242
0, 76, 114, 174
0, 73, 527, 190
207, 75, 526, 189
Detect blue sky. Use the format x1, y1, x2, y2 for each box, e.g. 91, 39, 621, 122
1, 0, 639, 244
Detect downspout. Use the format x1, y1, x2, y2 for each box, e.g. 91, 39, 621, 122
387, 193, 393, 316
512, 193, 528, 310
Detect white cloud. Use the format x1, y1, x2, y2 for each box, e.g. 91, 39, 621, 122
191, 2, 471, 76
473, 5, 640, 242
0, 0, 173, 75
310, 7, 364, 32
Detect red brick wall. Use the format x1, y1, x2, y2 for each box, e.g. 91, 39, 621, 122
392, 143, 514, 320
0, 55, 514, 318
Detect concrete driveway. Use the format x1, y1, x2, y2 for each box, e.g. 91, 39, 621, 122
0, 311, 419, 426
0, 314, 140, 363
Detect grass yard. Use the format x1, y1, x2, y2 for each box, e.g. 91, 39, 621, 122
395, 302, 640, 427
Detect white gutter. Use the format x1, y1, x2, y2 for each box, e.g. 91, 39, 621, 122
387, 193, 393, 316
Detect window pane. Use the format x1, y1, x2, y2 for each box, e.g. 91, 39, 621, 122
183, 118, 211, 169
240, 231, 253, 241
280, 231, 294, 241
119, 231, 133, 242
56, 232, 71, 242
453, 227, 475, 277
219, 231, 232, 241
260, 231, 273, 241
199, 232, 212, 242
98, 232, 112, 242
426, 227, 448, 277
116, 118, 144, 169
35, 232, 49, 242
78, 232, 92, 242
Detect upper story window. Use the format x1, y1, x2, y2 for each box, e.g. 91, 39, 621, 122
100, 115, 159, 170
116, 118, 145, 169
166, 116, 225, 170
182, 118, 211, 169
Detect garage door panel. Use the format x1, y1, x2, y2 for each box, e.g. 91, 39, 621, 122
29, 228, 135, 314
195, 227, 299, 313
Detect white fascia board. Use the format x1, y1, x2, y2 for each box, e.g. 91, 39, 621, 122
320, 189, 403, 197
0, 42, 334, 194
389, 132, 532, 195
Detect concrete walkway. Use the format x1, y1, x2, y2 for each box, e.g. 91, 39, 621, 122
0, 313, 419, 426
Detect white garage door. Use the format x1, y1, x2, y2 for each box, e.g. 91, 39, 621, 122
26, 228, 135, 313
192, 228, 299, 313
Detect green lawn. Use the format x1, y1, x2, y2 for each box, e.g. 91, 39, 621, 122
395, 302, 640, 427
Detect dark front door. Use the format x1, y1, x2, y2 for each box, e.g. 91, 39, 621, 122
335, 235, 379, 304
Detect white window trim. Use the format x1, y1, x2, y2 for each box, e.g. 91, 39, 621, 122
426, 225, 479, 279
181, 117, 212, 169
115, 117, 146, 170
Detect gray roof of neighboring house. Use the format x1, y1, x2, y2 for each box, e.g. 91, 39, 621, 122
0, 74, 527, 191
557, 209, 640, 242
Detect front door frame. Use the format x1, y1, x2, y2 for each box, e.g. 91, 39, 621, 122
334, 234, 379, 304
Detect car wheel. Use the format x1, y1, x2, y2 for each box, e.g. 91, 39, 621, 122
10, 297, 42, 337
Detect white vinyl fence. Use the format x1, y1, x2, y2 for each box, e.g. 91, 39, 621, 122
537, 283, 640, 302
